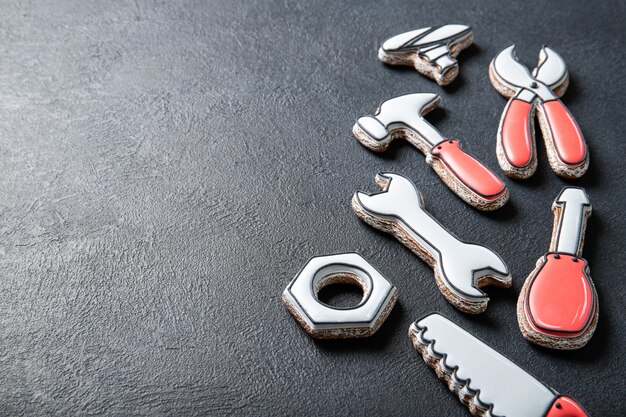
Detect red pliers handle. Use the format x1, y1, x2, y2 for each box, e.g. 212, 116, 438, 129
490, 46, 588, 178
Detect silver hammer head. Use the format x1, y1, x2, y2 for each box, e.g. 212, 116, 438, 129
355, 93, 445, 150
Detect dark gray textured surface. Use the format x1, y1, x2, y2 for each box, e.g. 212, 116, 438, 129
0, 1, 624, 416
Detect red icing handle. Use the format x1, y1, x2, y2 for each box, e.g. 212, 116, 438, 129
430, 140, 506, 199
544, 396, 588, 417
500, 98, 534, 167
526, 254, 594, 336
540, 100, 587, 166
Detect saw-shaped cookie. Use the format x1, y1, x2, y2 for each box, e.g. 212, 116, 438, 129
410, 314, 589, 417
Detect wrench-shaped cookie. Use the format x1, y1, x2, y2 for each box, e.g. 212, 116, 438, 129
352, 173, 511, 314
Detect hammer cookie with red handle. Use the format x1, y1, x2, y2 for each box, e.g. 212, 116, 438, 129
354, 93, 508, 211
517, 187, 598, 350
490, 46, 589, 179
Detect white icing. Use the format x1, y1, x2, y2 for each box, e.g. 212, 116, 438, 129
417, 25, 470, 45
381, 25, 470, 52
491, 45, 556, 102
516, 88, 537, 103
532, 46, 568, 89
284, 253, 396, 330
355, 174, 510, 300
380, 25, 470, 77
356, 93, 444, 146
417, 314, 556, 417
356, 116, 388, 140
422, 45, 450, 61
382, 27, 431, 51
434, 55, 456, 73
552, 187, 592, 255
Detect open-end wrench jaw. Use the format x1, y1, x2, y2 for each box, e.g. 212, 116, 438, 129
354, 173, 424, 217
353, 173, 512, 312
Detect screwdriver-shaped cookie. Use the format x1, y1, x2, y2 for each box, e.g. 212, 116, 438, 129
517, 187, 598, 350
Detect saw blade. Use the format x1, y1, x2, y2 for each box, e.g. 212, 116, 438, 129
410, 314, 557, 417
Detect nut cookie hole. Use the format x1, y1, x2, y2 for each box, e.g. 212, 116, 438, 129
316, 273, 368, 310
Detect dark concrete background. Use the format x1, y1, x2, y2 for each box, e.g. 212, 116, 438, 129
0, 1, 624, 415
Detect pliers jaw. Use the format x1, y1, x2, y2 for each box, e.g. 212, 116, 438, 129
489, 45, 589, 179
533, 46, 569, 93
489, 45, 558, 103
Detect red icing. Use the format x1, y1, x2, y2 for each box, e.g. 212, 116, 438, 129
541, 100, 587, 165
525, 254, 593, 335
501, 99, 533, 167
544, 396, 588, 417
430, 140, 505, 199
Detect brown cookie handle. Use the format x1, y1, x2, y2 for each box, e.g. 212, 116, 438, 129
430, 140, 506, 199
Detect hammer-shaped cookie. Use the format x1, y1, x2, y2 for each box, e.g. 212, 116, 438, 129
378, 24, 473, 85
352, 173, 511, 314
354, 93, 508, 211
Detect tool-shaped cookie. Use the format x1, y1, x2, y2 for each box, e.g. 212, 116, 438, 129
490, 45, 589, 179
378, 24, 473, 85
352, 173, 511, 314
282, 253, 398, 339
517, 187, 598, 350
410, 314, 589, 417
354, 93, 508, 211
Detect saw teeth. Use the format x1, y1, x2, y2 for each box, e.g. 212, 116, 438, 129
409, 324, 499, 417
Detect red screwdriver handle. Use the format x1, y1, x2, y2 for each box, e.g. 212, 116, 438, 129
538, 100, 587, 166
498, 97, 534, 168
524, 253, 594, 336
429, 140, 506, 200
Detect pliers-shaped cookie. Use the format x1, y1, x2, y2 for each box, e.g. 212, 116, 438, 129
489, 46, 589, 179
